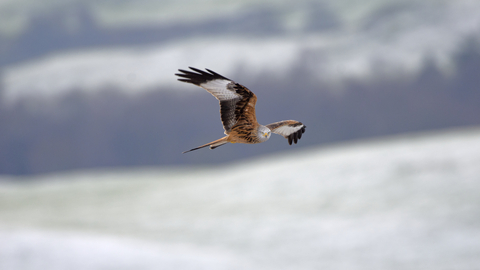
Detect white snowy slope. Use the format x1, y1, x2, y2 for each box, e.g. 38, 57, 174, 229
2, 0, 480, 102
0, 127, 480, 270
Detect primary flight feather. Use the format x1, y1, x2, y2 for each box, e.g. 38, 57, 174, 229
176, 67, 306, 153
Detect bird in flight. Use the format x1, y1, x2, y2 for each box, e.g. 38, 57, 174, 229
176, 67, 306, 153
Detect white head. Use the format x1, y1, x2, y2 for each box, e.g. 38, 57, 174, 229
257, 125, 271, 142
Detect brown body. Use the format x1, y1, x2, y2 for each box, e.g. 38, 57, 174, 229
228, 94, 260, 144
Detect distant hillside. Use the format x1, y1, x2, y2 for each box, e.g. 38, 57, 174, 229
1, 39, 479, 175
1, 0, 480, 175
2, 0, 480, 100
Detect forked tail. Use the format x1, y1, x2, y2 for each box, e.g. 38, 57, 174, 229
182, 136, 229, 153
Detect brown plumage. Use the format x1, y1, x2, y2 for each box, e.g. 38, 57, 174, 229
176, 67, 306, 153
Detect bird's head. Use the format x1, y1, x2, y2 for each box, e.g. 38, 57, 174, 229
258, 125, 271, 142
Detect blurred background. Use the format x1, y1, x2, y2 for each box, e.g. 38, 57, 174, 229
0, 0, 479, 269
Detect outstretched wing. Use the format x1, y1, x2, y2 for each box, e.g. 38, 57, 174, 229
175, 67, 257, 134
266, 120, 306, 145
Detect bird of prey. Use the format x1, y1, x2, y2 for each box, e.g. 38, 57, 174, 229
176, 67, 306, 153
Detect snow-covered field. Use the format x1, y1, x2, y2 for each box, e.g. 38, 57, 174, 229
1, 127, 480, 270
3, 0, 480, 103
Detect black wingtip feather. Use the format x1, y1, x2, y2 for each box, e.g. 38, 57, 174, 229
287, 124, 306, 146
175, 67, 231, 86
